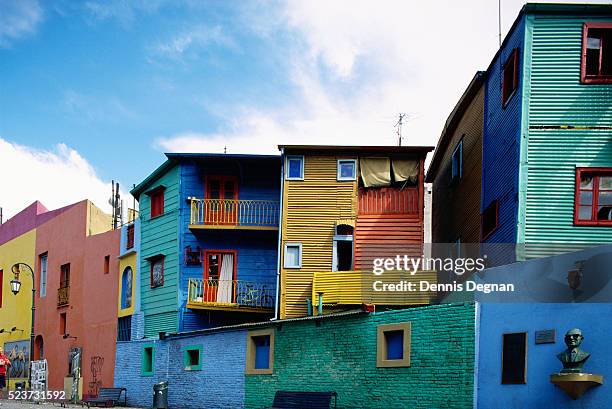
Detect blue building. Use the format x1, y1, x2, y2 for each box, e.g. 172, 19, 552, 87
128, 153, 281, 337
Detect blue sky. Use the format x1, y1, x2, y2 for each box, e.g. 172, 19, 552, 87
1, 0, 609, 218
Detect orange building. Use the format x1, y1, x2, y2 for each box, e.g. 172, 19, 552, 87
33, 200, 120, 398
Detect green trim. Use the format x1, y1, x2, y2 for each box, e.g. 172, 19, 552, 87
141, 343, 155, 376
183, 345, 203, 371
516, 13, 533, 251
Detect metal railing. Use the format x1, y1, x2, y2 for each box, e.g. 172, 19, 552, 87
57, 286, 70, 307
358, 187, 419, 214
189, 198, 279, 227
187, 278, 275, 309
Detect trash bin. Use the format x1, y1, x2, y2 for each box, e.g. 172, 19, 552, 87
152, 381, 169, 409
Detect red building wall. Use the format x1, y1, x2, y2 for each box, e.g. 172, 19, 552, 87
33, 200, 120, 397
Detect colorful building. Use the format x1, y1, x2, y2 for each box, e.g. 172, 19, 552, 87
0, 201, 75, 389
478, 3, 612, 252
278, 145, 433, 318
33, 200, 120, 398
117, 218, 143, 342
426, 72, 485, 244
129, 153, 281, 337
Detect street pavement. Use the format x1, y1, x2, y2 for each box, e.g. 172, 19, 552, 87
0, 400, 142, 408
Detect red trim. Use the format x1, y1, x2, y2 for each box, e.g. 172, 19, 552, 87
573, 167, 612, 226
205, 175, 239, 224
150, 189, 165, 219
481, 199, 500, 241
150, 255, 165, 288
203, 250, 238, 281
581, 22, 612, 84
502, 48, 519, 107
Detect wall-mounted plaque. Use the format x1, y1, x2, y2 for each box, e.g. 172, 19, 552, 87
535, 329, 556, 344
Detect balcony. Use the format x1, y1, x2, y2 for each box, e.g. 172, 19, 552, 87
189, 198, 279, 231
186, 278, 275, 313
57, 286, 70, 307
358, 187, 418, 215
311, 270, 437, 308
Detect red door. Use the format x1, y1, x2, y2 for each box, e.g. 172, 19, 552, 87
203, 251, 237, 303
205, 176, 238, 225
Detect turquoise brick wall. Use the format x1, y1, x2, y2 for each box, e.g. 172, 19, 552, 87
245, 303, 476, 409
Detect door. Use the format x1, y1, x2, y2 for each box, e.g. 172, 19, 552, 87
205, 176, 238, 225
204, 251, 236, 303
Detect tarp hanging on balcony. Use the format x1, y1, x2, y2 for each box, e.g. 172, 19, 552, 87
360, 158, 391, 187
217, 253, 234, 303
392, 159, 419, 184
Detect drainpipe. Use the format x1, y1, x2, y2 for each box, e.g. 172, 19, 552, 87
306, 298, 312, 316
273, 148, 285, 321
317, 292, 324, 316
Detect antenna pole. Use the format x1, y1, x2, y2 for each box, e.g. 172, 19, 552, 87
498, 0, 502, 47
395, 113, 406, 146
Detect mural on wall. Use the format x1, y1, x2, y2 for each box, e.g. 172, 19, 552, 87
88, 356, 104, 397
31, 360, 48, 392
5, 340, 30, 379
121, 267, 133, 309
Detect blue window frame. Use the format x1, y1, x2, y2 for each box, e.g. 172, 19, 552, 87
286, 156, 304, 180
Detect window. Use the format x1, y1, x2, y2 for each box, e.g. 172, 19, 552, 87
502, 48, 519, 106
337, 159, 357, 181
60, 263, 70, 288
60, 312, 67, 335
286, 156, 304, 180
575, 168, 612, 226
149, 187, 165, 218
482, 200, 499, 240
121, 267, 133, 309
451, 138, 463, 182
184, 345, 202, 371
333, 224, 354, 272
283, 243, 302, 269
377, 322, 411, 367
126, 224, 135, 250
117, 316, 132, 342
39, 253, 48, 297
104, 255, 110, 274
581, 23, 612, 84
502, 332, 527, 384
141, 344, 154, 376
246, 328, 274, 375
150, 256, 165, 288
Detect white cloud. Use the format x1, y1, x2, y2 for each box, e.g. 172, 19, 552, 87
152, 24, 237, 61
0, 137, 125, 220
0, 0, 43, 47
156, 0, 612, 159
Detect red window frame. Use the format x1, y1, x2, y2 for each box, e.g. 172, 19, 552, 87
502, 48, 519, 107
574, 168, 612, 226
203, 250, 237, 281
150, 255, 165, 288
149, 187, 166, 219
126, 224, 135, 249
581, 22, 612, 84
481, 199, 500, 241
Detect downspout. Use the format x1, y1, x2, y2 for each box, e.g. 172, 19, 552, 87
273, 148, 285, 320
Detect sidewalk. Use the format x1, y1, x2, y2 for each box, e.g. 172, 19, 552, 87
0, 401, 142, 409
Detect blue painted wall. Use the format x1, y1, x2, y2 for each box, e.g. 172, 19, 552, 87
482, 16, 525, 244
478, 303, 612, 408
114, 330, 247, 409
179, 158, 280, 331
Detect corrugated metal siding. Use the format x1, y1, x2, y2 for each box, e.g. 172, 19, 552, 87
431, 86, 485, 244
280, 155, 357, 318
523, 14, 612, 252
139, 164, 180, 336
482, 17, 526, 244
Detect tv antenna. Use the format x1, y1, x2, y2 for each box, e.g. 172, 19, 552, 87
395, 113, 407, 146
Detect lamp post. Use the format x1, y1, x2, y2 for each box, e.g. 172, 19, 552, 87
10, 262, 35, 391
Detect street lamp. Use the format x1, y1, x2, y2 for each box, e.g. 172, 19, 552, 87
10, 262, 36, 391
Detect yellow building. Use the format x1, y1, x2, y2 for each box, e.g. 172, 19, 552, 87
0, 229, 37, 388
117, 219, 139, 341
278, 146, 434, 318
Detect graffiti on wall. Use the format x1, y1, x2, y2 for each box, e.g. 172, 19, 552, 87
31, 360, 48, 392
4, 340, 30, 379
88, 356, 104, 397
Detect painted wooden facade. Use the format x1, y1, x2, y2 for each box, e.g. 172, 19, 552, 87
427, 72, 485, 244
131, 154, 281, 336
279, 146, 432, 318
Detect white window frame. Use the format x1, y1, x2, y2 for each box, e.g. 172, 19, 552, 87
283, 243, 302, 269
332, 225, 354, 272
39, 253, 48, 297
337, 159, 357, 181
285, 156, 304, 180
451, 139, 463, 182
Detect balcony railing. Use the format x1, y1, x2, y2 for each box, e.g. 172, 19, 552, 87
187, 278, 275, 311
311, 270, 437, 307
57, 286, 70, 307
189, 198, 279, 229
358, 187, 418, 214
